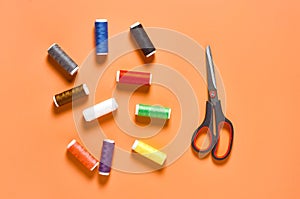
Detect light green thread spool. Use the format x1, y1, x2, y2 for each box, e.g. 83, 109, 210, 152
135, 104, 171, 119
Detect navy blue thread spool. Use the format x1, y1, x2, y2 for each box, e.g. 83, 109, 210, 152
130, 22, 156, 57
99, 139, 115, 175
95, 19, 108, 55
47, 43, 79, 77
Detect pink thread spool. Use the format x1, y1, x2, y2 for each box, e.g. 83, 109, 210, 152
116, 70, 152, 86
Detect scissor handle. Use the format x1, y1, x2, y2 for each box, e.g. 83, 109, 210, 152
211, 101, 234, 161
191, 101, 234, 160
191, 101, 214, 156
211, 118, 234, 160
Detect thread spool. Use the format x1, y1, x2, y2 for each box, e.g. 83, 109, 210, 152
130, 22, 156, 57
99, 139, 115, 176
135, 104, 171, 119
95, 19, 108, 55
53, 84, 89, 107
131, 140, 167, 165
67, 139, 99, 171
116, 70, 152, 86
82, 98, 118, 122
48, 43, 79, 76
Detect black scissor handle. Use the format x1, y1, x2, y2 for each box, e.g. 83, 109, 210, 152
191, 101, 214, 156
191, 101, 234, 160
211, 101, 234, 161
211, 119, 234, 160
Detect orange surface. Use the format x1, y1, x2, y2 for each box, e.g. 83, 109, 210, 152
1, 0, 300, 198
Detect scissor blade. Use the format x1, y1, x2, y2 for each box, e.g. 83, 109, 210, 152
206, 46, 218, 101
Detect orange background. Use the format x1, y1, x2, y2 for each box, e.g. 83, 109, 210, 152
1, 0, 300, 198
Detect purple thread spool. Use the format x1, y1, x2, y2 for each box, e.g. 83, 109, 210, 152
99, 139, 115, 175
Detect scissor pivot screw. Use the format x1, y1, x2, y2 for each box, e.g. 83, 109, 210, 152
209, 91, 216, 98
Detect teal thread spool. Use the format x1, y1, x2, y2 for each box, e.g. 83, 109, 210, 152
135, 104, 171, 119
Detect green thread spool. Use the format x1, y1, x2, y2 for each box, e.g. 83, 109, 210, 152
135, 104, 171, 119
53, 84, 89, 107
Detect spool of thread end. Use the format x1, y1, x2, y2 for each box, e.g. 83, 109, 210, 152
67, 139, 99, 171
95, 19, 108, 55
116, 70, 152, 86
131, 140, 167, 165
53, 84, 89, 107
99, 139, 115, 176
83, 98, 118, 122
47, 43, 79, 77
135, 104, 171, 119
130, 22, 156, 58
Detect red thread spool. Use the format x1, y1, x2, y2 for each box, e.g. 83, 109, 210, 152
67, 139, 99, 171
116, 70, 152, 86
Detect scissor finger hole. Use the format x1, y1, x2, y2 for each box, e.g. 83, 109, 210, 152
194, 127, 212, 152
213, 122, 233, 158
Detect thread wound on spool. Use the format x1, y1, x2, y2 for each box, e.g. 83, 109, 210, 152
131, 140, 167, 165
82, 98, 118, 122
135, 104, 171, 119
130, 22, 156, 57
99, 139, 115, 175
53, 84, 89, 107
47, 43, 79, 76
67, 139, 99, 171
116, 70, 152, 85
95, 19, 108, 55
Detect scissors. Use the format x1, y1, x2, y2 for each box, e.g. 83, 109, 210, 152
191, 46, 234, 161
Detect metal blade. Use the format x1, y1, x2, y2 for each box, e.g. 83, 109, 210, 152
206, 46, 219, 102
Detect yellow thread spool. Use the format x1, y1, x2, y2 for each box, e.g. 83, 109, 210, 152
131, 140, 167, 165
